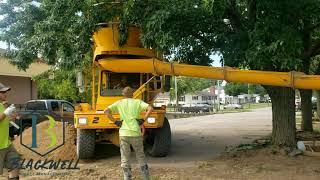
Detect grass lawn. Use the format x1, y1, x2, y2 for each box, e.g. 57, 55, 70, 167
296, 114, 320, 132
243, 103, 271, 109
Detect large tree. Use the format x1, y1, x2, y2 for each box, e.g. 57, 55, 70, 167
120, 0, 320, 148
1, 0, 320, 148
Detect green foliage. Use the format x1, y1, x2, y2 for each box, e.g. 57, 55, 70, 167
120, 0, 320, 72
0, 0, 120, 70
34, 70, 76, 102
121, 0, 216, 65
1, 0, 320, 72
225, 83, 248, 96
225, 83, 266, 96
34, 69, 91, 103
175, 77, 213, 97
0, 0, 217, 68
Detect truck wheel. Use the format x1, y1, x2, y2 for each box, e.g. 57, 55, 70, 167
146, 118, 171, 157
77, 129, 96, 159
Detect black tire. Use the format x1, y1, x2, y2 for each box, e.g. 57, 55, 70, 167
146, 118, 171, 157
77, 129, 96, 159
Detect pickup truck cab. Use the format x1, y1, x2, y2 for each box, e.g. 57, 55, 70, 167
10, 99, 74, 137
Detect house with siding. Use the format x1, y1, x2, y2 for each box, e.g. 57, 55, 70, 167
0, 49, 50, 106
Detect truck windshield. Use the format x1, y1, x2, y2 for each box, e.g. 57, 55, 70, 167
100, 72, 140, 96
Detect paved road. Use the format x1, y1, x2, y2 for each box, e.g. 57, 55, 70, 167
1, 108, 274, 180
94, 108, 272, 167
149, 107, 272, 167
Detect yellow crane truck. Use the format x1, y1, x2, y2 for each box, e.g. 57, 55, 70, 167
74, 22, 320, 159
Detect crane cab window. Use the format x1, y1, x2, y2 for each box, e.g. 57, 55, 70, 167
101, 72, 140, 96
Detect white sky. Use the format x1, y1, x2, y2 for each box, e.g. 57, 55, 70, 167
210, 54, 222, 67
0, 41, 6, 49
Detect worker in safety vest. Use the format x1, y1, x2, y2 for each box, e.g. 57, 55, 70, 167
0, 83, 20, 180
105, 86, 153, 180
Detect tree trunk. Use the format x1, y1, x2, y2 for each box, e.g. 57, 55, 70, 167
300, 90, 313, 131
317, 90, 320, 119
267, 86, 296, 148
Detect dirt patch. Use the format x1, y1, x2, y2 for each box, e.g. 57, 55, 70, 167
3, 108, 318, 179
16, 146, 320, 180
13, 121, 77, 161
190, 147, 320, 180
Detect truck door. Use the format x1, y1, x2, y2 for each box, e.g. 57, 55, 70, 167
61, 102, 74, 124
50, 101, 62, 120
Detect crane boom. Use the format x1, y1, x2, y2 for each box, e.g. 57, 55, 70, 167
98, 58, 320, 90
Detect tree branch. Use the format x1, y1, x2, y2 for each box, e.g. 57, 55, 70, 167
310, 39, 320, 57
226, 0, 242, 32
248, 0, 257, 26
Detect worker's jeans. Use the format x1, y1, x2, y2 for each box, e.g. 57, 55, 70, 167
120, 136, 147, 168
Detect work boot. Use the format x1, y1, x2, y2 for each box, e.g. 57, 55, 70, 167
140, 165, 150, 180
122, 167, 132, 180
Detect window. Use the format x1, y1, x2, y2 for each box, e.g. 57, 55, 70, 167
26, 101, 47, 111
100, 72, 140, 96
192, 96, 198, 100
179, 96, 185, 101
62, 102, 74, 112
51, 101, 60, 111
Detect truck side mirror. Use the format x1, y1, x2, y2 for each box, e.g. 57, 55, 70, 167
76, 71, 85, 93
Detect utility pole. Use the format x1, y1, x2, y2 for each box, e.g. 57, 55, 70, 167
248, 84, 251, 109
217, 80, 220, 111
175, 76, 178, 111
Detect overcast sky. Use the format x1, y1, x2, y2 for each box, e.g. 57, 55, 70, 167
0, 41, 6, 49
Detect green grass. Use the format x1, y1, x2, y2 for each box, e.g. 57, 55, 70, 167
243, 103, 271, 109
296, 116, 320, 131
217, 109, 251, 114
215, 103, 270, 114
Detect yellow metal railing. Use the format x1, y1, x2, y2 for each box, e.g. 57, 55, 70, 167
133, 76, 156, 100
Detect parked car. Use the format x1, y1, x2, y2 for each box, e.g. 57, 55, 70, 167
10, 99, 74, 137
178, 103, 212, 113
224, 103, 242, 109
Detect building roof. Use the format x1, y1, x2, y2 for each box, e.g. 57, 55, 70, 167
0, 51, 51, 77
186, 90, 215, 97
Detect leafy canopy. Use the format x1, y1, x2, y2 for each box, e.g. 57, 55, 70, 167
1, 0, 320, 74
0, 0, 120, 70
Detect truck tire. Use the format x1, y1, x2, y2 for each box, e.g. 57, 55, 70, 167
146, 118, 171, 157
77, 129, 95, 159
